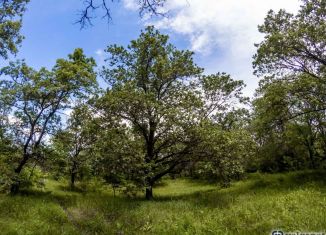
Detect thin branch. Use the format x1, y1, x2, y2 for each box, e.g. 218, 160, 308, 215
76, 0, 167, 28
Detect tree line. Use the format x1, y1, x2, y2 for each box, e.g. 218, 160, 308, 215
0, 0, 325, 199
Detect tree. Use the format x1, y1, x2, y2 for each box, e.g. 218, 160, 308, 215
97, 26, 246, 199
97, 26, 201, 199
253, 0, 326, 119
0, 0, 29, 60
0, 48, 97, 193
52, 104, 97, 189
192, 125, 255, 186
252, 0, 326, 171
93, 124, 145, 197
252, 76, 326, 171
253, 0, 326, 117
253, 0, 325, 79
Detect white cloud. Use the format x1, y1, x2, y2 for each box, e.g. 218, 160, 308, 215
95, 49, 104, 56
123, 0, 301, 96
95, 49, 105, 66
122, 0, 139, 10
153, 0, 300, 54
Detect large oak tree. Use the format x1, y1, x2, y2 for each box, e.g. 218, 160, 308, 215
97, 26, 246, 199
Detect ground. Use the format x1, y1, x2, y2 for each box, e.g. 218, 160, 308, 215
0, 171, 325, 235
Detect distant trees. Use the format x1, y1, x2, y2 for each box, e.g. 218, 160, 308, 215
52, 104, 98, 189
189, 108, 256, 185
0, 49, 97, 193
252, 0, 326, 171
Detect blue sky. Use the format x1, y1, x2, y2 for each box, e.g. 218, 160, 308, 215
14, 0, 301, 97
18, 0, 143, 68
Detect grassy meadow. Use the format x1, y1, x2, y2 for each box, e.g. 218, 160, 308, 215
0, 171, 325, 235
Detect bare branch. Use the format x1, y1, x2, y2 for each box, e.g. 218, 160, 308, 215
77, 0, 167, 28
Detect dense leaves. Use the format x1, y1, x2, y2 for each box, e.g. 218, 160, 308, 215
252, 0, 326, 172
94, 26, 247, 198
0, 0, 29, 59
0, 48, 97, 193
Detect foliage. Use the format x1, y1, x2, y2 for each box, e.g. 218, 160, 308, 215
253, 0, 325, 78
0, 0, 29, 59
252, 0, 326, 172
0, 3, 325, 232
52, 104, 98, 188
95, 26, 247, 199
192, 126, 256, 186
0, 48, 97, 193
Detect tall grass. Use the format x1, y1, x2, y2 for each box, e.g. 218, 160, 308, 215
0, 170, 325, 234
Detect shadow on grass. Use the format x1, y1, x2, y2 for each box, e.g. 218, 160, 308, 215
146, 170, 326, 209
5, 170, 326, 212
145, 189, 237, 210
15, 190, 77, 210
248, 170, 326, 192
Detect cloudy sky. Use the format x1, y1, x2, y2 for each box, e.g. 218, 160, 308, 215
16, 0, 301, 97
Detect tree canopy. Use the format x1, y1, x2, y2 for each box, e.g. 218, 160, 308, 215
93, 26, 247, 199
252, 0, 326, 172
0, 0, 29, 59
0, 48, 98, 193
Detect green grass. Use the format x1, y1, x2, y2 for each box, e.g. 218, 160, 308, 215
0, 171, 325, 234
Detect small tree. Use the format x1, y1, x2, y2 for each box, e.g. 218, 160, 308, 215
193, 124, 255, 186
52, 104, 97, 189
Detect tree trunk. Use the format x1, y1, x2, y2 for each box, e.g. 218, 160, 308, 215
15, 154, 29, 174
70, 161, 78, 189
10, 183, 20, 195
307, 144, 316, 169
306, 138, 316, 169
145, 186, 153, 200
71, 172, 76, 189
10, 154, 29, 194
